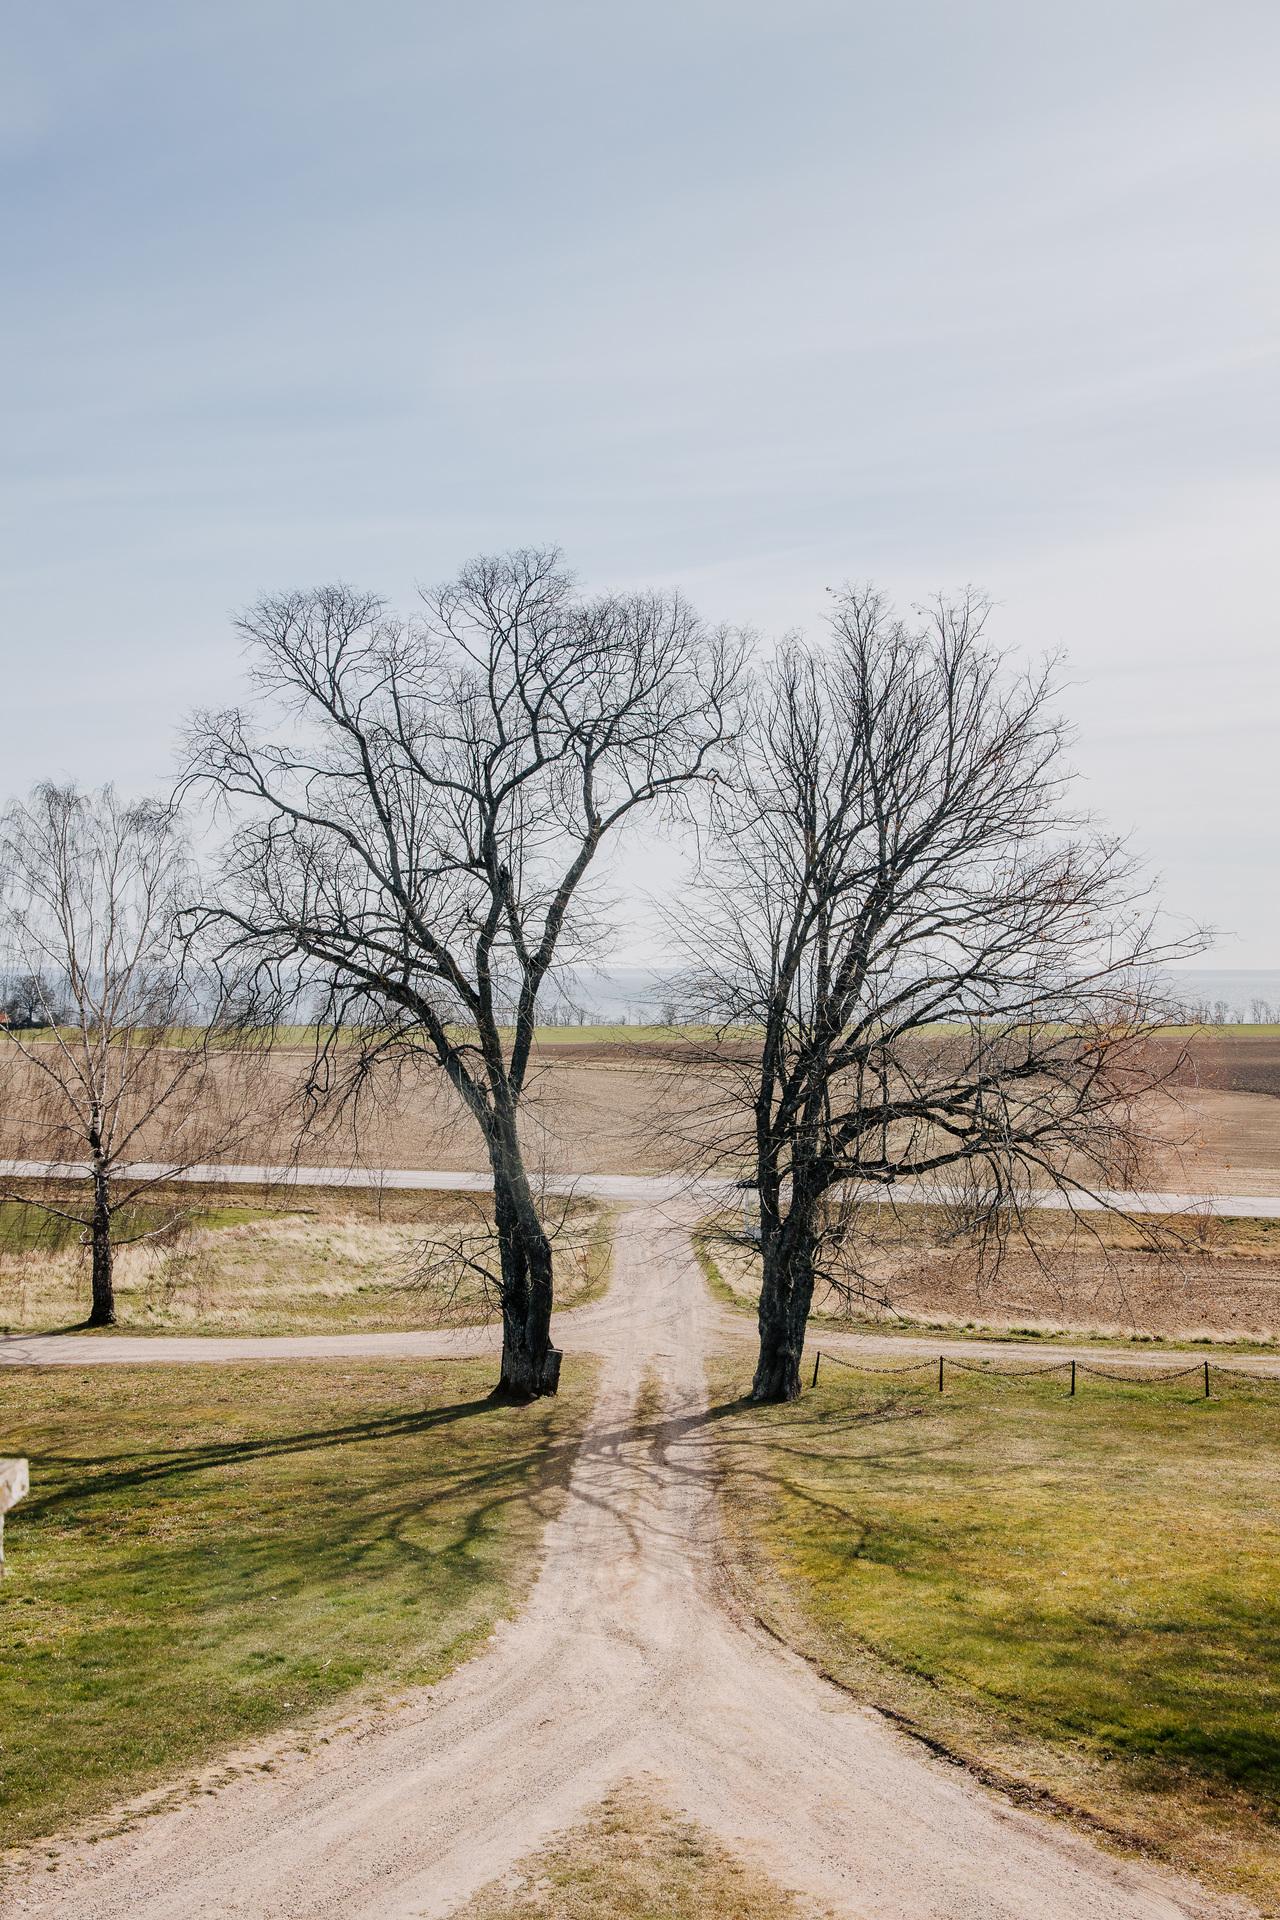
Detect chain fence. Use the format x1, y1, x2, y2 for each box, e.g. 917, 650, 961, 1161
807, 1347, 1280, 1396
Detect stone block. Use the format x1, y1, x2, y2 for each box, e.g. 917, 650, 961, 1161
0, 1457, 29, 1575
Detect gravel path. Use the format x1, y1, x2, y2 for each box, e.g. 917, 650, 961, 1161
5, 1300, 1276, 1377
0, 1207, 1247, 1920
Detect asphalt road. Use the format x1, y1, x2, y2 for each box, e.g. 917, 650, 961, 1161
4, 1157, 1280, 1216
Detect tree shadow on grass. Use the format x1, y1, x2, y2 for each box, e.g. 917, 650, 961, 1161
8, 1390, 597, 1662
661, 1392, 1280, 1805
18, 1394, 571, 1522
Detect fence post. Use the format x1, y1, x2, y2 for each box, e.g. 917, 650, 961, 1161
1204, 1360, 1210, 1399
1070, 1359, 1076, 1397
812, 1351, 821, 1389
938, 1354, 944, 1393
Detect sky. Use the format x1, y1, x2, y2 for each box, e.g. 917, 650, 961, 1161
2, 1, 1278, 963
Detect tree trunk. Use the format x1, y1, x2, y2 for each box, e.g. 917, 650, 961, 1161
489, 1126, 559, 1401
751, 1206, 817, 1403
88, 1165, 116, 1328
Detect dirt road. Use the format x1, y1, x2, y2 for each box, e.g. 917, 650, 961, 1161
5, 1312, 1279, 1376
1, 1206, 1244, 1920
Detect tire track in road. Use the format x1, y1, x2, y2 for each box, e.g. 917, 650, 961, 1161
1, 1209, 1250, 1919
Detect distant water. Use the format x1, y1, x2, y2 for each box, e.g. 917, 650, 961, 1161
555, 964, 1280, 1025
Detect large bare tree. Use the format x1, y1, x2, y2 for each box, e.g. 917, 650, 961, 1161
185, 547, 739, 1398
674, 588, 1197, 1402
0, 784, 260, 1326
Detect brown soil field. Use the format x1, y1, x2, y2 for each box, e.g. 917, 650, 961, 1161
0, 1044, 717, 1178
1156, 1032, 1280, 1100
2, 1031, 1278, 1192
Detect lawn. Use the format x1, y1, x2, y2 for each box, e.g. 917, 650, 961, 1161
0, 1185, 613, 1336
711, 1359, 1280, 1910
0, 1355, 595, 1850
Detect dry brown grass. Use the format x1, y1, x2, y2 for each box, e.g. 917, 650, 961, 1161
456, 1781, 833, 1920
0, 1184, 613, 1336
702, 1207, 1280, 1344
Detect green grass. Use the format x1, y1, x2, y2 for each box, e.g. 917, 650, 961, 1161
3, 1022, 717, 1050
0, 1356, 595, 1850
711, 1359, 1280, 1908
11, 1018, 1277, 1057
1157, 1023, 1280, 1037
0, 1199, 273, 1258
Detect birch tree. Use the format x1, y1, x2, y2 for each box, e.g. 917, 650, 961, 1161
0, 784, 258, 1326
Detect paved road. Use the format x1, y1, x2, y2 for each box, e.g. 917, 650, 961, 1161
5, 1162, 1278, 1375
4, 1157, 1280, 1216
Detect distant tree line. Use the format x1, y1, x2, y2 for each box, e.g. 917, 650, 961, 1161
1165, 996, 1278, 1026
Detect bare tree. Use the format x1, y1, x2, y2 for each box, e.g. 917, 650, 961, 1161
0, 784, 262, 1327
185, 547, 740, 1397
1, 971, 67, 1031
673, 587, 1200, 1401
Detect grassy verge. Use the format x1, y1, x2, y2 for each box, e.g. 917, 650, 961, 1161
0, 1355, 595, 1850
709, 1356, 1280, 1911
456, 1782, 832, 1919
693, 1228, 754, 1317
0, 1186, 614, 1336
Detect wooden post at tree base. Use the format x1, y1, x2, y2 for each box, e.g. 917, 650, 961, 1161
0, 1459, 29, 1576
811, 1351, 822, 1388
